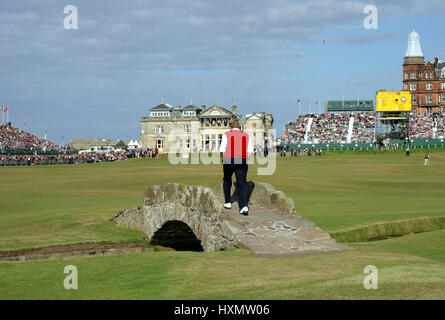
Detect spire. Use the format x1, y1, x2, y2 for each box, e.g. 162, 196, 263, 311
404, 30, 424, 57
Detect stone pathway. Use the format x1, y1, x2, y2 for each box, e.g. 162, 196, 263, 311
220, 202, 349, 255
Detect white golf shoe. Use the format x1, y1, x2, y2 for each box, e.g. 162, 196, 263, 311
239, 206, 249, 215
223, 203, 232, 209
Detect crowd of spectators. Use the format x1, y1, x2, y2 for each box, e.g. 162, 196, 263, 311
410, 113, 445, 139
0, 151, 125, 166
0, 122, 161, 166
282, 112, 444, 144
0, 148, 159, 166
281, 115, 309, 143
0, 123, 60, 152
308, 113, 351, 143
352, 112, 376, 143
137, 148, 158, 159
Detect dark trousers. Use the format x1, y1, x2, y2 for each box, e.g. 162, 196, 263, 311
223, 163, 248, 209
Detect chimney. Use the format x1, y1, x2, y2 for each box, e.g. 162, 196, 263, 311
201, 105, 206, 111
434, 57, 439, 67
232, 104, 236, 115
177, 104, 181, 109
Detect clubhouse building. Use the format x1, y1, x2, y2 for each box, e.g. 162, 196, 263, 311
140, 100, 274, 153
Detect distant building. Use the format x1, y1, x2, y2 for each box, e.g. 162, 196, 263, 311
325, 100, 374, 112
402, 30, 445, 114
140, 100, 274, 153
68, 138, 126, 152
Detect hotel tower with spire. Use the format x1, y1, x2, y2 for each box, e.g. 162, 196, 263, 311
402, 30, 445, 114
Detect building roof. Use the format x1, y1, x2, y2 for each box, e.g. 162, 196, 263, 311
150, 99, 173, 111
68, 138, 121, 150
199, 105, 234, 118
245, 113, 262, 120
405, 30, 424, 57
183, 103, 201, 111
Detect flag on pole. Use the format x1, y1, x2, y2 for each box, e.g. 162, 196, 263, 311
315, 99, 320, 104
0, 106, 3, 111
296, 98, 301, 103
4, 106, 7, 112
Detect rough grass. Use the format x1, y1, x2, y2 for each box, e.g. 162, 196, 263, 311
0, 246, 444, 300
331, 216, 445, 242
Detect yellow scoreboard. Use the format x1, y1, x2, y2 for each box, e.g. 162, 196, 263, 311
376, 91, 412, 112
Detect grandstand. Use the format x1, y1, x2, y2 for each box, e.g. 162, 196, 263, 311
0, 123, 61, 153
282, 112, 445, 145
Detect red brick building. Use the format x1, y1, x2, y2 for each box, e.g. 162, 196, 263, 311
402, 30, 445, 114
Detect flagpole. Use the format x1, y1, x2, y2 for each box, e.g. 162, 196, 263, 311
357, 92, 359, 109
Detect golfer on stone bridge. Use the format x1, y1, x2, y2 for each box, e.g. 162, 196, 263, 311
220, 119, 254, 215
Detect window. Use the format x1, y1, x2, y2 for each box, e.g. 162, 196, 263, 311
430, 72, 433, 79
185, 139, 190, 149
410, 72, 416, 79
412, 95, 417, 103
183, 111, 196, 117
218, 134, 222, 148
211, 134, 216, 151
426, 95, 433, 103
403, 84, 408, 90
442, 94, 445, 102
410, 83, 416, 91
151, 111, 169, 117
425, 72, 429, 79
155, 125, 163, 133
426, 83, 433, 90
442, 83, 445, 90
404, 73, 408, 80
184, 124, 191, 133
156, 139, 163, 149
204, 135, 210, 151
418, 72, 422, 79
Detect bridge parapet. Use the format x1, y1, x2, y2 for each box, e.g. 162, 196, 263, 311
112, 181, 348, 254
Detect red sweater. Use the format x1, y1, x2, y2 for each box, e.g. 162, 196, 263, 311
223, 130, 249, 159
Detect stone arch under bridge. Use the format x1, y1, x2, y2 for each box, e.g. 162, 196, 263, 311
112, 181, 349, 255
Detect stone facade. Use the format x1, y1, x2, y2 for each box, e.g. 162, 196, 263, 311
402, 31, 445, 114
140, 100, 274, 153
112, 181, 349, 255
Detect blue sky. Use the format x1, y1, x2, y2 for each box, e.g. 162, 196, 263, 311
0, 0, 444, 144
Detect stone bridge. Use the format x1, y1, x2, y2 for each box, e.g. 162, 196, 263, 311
112, 181, 349, 255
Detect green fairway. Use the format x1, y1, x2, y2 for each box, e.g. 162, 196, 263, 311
1, 150, 445, 299
0, 150, 444, 250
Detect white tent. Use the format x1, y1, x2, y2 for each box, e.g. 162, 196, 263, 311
127, 140, 140, 150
